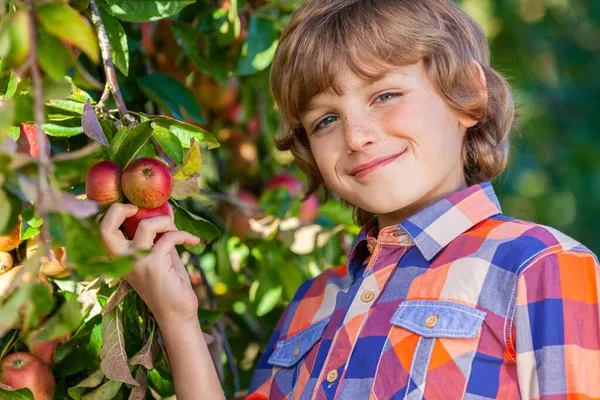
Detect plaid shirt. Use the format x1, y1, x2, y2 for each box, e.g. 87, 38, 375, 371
247, 183, 600, 400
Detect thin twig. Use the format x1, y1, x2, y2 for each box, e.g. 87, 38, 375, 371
191, 254, 240, 393
27, 0, 52, 261
96, 82, 111, 111
88, 0, 136, 127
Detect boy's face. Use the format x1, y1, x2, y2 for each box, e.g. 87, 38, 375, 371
300, 61, 479, 228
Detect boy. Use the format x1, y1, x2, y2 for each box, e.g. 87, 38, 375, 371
100, 0, 600, 399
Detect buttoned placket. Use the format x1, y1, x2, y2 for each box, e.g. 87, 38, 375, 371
312, 226, 412, 399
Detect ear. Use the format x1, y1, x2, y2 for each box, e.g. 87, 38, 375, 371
457, 60, 488, 129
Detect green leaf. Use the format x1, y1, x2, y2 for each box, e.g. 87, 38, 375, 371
25, 294, 82, 343
137, 74, 205, 123
0, 10, 31, 69
0, 100, 14, 140
0, 189, 22, 236
67, 369, 105, 400
197, 308, 224, 326
152, 125, 183, 164
75, 256, 135, 280
23, 283, 55, 331
80, 379, 122, 400
236, 16, 279, 76
110, 121, 153, 167
151, 116, 219, 149
170, 22, 228, 86
43, 76, 73, 101
0, 70, 18, 99
0, 282, 33, 338
57, 213, 109, 263
104, 1, 194, 22
0, 386, 34, 400
256, 285, 283, 317
69, 0, 91, 11
43, 118, 84, 137
173, 204, 220, 244
37, 3, 100, 64
46, 99, 85, 115
55, 314, 102, 364
19, 206, 43, 241
36, 24, 73, 81
99, 10, 129, 76
8, 127, 19, 141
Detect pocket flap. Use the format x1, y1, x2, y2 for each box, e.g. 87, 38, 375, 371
268, 317, 330, 368
391, 300, 486, 338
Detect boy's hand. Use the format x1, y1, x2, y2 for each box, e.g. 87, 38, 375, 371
100, 203, 201, 323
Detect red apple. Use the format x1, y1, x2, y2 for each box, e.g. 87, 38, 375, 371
122, 202, 171, 242
85, 161, 123, 208
265, 175, 320, 223
0, 352, 55, 399
121, 158, 173, 208
27, 332, 71, 365
17, 123, 51, 158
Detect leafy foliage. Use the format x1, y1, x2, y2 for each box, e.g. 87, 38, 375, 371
0, 0, 598, 398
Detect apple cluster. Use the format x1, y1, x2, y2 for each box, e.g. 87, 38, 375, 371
85, 157, 174, 240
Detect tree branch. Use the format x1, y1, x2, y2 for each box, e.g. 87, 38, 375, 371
27, 0, 52, 261
88, 0, 136, 126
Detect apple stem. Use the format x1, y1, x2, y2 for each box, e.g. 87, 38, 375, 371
89, 0, 137, 127
27, 0, 53, 261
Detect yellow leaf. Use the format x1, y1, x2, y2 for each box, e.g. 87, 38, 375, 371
173, 139, 202, 181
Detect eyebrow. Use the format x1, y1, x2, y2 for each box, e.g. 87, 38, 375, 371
302, 70, 407, 117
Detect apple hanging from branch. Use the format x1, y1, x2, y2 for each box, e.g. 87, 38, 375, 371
0, 352, 55, 399
85, 161, 123, 208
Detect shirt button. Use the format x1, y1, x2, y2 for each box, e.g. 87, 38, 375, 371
326, 369, 338, 383
293, 345, 300, 357
425, 315, 438, 328
361, 290, 375, 303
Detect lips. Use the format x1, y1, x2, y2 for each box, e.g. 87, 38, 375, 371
349, 151, 405, 177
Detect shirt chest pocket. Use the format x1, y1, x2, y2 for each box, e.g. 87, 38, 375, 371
372, 300, 486, 400
267, 317, 329, 399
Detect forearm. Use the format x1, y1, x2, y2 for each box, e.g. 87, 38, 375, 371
156, 315, 226, 400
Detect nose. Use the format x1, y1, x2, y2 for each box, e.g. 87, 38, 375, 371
342, 114, 375, 153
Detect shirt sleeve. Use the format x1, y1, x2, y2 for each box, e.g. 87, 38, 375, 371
513, 249, 600, 400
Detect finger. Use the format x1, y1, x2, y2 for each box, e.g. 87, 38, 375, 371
129, 216, 178, 250
101, 203, 138, 234
153, 231, 200, 257
100, 203, 138, 253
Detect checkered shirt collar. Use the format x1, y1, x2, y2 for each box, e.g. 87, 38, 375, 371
349, 182, 502, 264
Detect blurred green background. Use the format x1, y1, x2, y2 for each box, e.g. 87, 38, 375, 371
463, 0, 600, 252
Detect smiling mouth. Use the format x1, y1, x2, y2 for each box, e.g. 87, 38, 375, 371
351, 150, 406, 179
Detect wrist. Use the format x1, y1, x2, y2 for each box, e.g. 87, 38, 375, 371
155, 312, 200, 331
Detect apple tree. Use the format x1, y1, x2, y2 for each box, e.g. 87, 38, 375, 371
0, 0, 355, 398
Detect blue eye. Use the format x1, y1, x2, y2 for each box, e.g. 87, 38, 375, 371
377, 92, 401, 102
312, 116, 339, 133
